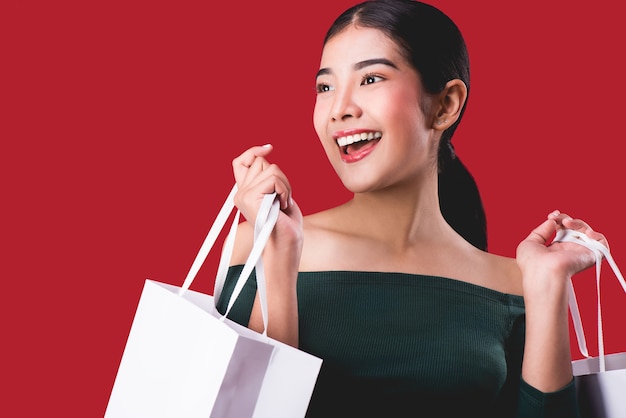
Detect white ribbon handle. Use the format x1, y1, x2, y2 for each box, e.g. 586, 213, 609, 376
178, 185, 280, 336
552, 228, 626, 372
223, 191, 279, 325
252, 192, 280, 336
179, 184, 238, 295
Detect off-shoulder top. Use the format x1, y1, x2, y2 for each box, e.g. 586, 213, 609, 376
216, 267, 579, 418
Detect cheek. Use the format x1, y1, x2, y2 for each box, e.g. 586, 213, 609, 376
312, 100, 326, 139
387, 89, 422, 118
386, 93, 428, 135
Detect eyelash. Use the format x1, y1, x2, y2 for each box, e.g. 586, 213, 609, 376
361, 73, 384, 85
316, 83, 332, 93
315, 72, 385, 94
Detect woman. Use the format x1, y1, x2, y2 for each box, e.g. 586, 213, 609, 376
217, 0, 604, 416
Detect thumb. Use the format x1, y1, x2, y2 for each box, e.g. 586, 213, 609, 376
524, 216, 558, 246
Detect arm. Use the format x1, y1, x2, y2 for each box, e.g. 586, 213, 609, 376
230, 144, 303, 347
516, 210, 607, 392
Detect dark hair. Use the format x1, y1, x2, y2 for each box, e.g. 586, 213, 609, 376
324, 0, 487, 251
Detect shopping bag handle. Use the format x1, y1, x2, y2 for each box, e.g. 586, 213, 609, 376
178, 184, 280, 335
179, 184, 238, 295
249, 191, 281, 336
552, 228, 626, 372
223, 189, 279, 326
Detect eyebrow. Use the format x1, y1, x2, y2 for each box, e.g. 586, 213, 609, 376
316, 58, 398, 79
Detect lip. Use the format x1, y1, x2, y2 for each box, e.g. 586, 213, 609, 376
340, 142, 377, 163
332, 128, 376, 140
332, 128, 381, 163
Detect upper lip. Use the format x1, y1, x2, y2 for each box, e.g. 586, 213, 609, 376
332, 128, 376, 140
333, 129, 382, 147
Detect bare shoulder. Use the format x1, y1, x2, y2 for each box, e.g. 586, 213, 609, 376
299, 206, 362, 270
302, 208, 524, 296
228, 206, 343, 267
231, 203, 525, 297
474, 250, 523, 296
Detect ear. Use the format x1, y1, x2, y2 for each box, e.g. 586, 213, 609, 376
432, 79, 467, 130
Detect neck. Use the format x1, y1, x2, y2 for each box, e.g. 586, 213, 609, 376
344, 180, 453, 249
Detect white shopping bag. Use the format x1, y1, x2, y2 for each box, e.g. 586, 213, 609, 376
105, 280, 274, 418
105, 186, 322, 418
554, 229, 626, 418
573, 352, 626, 418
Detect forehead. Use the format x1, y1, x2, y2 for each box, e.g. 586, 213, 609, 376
319, 26, 405, 69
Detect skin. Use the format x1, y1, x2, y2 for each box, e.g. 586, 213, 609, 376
230, 25, 607, 393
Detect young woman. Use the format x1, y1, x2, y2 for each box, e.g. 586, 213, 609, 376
217, 0, 605, 416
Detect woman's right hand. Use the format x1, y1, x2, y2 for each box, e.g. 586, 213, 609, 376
231, 144, 303, 346
231, 144, 303, 269
232, 144, 303, 242
232, 144, 296, 222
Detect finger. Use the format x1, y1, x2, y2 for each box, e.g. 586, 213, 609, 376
233, 144, 273, 167
235, 161, 294, 211
524, 217, 558, 246
242, 154, 270, 185
281, 196, 302, 221
232, 144, 273, 185
252, 164, 293, 210
560, 217, 609, 250
548, 211, 586, 233
549, 211, 609, 250
273, 176, 293, 210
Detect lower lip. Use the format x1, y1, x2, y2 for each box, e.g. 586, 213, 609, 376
340, 141, 377, 163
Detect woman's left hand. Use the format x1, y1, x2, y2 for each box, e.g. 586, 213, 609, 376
516, 210, 608, 292
517, 210, 608, 391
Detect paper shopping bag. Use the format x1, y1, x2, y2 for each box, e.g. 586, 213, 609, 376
248, 323, 323, 418
573, 353, 626, 418
105, 186, 322, 418
104, 280, 274, 418
553, 229, 626, 418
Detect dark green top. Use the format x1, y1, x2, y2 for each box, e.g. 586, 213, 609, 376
216, 267, 580, 418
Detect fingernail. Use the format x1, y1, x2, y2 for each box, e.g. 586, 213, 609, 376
262, 143, 271, 148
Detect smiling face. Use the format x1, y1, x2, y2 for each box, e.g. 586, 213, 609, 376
313, 25, 439, 194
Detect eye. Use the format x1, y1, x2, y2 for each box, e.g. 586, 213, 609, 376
362, 73, 384, 86
316, 83, 334, 94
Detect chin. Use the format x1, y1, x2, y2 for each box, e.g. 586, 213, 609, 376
339, 178, 376, 194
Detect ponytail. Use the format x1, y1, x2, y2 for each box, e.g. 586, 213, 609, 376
438, 140, 487, 251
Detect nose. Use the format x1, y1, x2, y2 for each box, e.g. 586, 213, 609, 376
330, 87, 362, 121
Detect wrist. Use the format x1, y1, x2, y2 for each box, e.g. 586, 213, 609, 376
522, 269, 570, 310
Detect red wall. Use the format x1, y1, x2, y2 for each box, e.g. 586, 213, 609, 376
3, 1, 624, 416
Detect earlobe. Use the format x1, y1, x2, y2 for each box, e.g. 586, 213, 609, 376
432, 79, 467, 130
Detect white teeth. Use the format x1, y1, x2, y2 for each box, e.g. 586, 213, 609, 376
336, 131, 382, 147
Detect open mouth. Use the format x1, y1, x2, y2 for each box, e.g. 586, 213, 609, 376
336, 131, 382, 154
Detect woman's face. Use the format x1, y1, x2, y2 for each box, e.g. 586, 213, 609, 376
313, 25, 439, 193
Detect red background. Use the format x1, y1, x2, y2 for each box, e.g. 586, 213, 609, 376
2, 1, 625, 416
